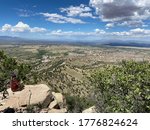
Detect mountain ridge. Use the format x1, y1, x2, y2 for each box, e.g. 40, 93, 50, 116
0, 36, 150, 48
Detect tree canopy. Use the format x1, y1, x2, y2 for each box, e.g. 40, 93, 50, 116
90, 61, 150, 113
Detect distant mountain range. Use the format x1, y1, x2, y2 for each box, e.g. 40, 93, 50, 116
0, 36, 49, 44
0, 36, 26, 44
0, 36, 150, 48
0, 36, 22, 41
106, 42, 150, 48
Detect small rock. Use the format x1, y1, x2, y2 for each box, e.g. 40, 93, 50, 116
40, 108, 49, 113
3, 107, 15, 113
82, 106, 96, 113
49, 100, 58, 109
48, 108, 67, 113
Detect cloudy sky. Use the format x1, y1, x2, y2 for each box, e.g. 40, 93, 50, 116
0, 0, 150, 41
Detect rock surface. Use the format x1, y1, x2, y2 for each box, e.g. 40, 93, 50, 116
52, 92, 64, 103
0, 84, 52, 112
0, 84, 68, 113
51, 92, 65, 109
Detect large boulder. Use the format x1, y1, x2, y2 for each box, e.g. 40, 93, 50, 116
82, 106, 96, 113
0, 84, 52, 112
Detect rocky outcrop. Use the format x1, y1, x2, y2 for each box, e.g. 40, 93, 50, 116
0, 84, 67, 113
82, 106, 96, 113
0, 84, 52, 112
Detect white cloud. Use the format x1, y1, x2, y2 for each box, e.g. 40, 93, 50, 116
40, 13, 85, 24
130, 28, 145, 33
111, 28, 150, 36
1, 22, 47, 33
95, 29, 106, 34
118, 20, 144, 27
60, 4, 96, 18
11, 22, 30, 32
1, 24, 12, 32
48, 28, 150, 38
90, 0, 150, 27
1, 23, 150, 39
112, 31, 131, 36
48, 29, 106, 36
79, 12, 95, 18
105, 23, 114, 29
30, 27, 47, 32
130, 28, 150, 35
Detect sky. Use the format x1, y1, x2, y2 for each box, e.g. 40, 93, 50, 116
0, 0, 150, 42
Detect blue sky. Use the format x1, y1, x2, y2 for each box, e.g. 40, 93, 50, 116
0, 0, 150, 41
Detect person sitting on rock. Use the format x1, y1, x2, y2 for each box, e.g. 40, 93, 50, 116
10, 73, 20, 92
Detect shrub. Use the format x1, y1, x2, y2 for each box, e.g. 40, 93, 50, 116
65, 94, 95, 113
90, 61, 150, 113
0, 50, 31, 92
36, 49, 47, 59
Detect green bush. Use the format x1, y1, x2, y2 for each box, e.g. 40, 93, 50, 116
36, 49, 47, 59
90, 61, 150, 113
65, 94, 95, 113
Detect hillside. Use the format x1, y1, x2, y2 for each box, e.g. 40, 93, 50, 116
0, 44, 150, 113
